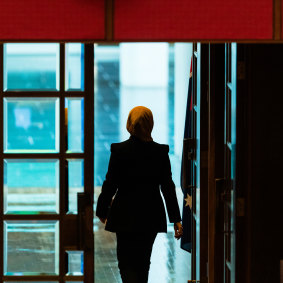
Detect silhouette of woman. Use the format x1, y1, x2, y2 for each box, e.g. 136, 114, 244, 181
96, 106, 183, 283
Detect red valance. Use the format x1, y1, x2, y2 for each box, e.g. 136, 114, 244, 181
0, 0, 105, 41
114, 0, 273, 40
0, 0, 276, 41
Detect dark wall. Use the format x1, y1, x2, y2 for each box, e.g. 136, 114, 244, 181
239, 44, 283, 282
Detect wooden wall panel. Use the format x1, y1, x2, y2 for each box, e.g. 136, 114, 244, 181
237, 44, 283, 283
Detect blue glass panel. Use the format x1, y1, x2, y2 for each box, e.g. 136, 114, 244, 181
68, 159, 84, 214
65, 43, 84, 91
4, 221, 59, 275
66, 98, 84, 153
4, 98, 60, 153
4, 43, 59, 91
4, 159, 59, 214
66, 250, 84, 275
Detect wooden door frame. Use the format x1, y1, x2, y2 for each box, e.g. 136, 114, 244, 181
191, 42, 209, 283
0, 43, 94, 283
207, 43, 225, 283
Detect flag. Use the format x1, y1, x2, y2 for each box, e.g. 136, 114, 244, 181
180, 57, 193, 252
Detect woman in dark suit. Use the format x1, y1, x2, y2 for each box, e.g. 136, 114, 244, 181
96, 106, 183, 283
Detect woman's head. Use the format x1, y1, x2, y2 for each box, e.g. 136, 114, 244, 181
126, 106, 154, 142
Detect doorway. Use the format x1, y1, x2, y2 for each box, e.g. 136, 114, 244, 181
93, 43, 191, 282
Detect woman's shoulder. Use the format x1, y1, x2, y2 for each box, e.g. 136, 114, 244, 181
151, 141, 169, 153
110, 139, 131, 153
111, 139, 169, 155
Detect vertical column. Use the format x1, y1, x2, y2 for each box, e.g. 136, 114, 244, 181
59, 43, 66, 283
84, 44, 94, 283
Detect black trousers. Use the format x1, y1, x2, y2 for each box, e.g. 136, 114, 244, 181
116, 232, 157, 283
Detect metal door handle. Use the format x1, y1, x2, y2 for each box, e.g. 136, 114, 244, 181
77, 192, 92, 250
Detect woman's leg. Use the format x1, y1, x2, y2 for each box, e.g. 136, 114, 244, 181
116, 232, 157, 283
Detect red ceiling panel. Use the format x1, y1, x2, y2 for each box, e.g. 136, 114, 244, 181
114, 0, 273, 40
0, 0, 105, 41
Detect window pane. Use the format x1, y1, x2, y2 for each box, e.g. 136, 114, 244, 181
66, 251, 84, 275
68, 159, 84, 214
66, 98, 84, 153
4, 98, 59, 153
65, 43, 84, 91
4, 159, 59, 214
4, 221, 59, 275
4, 43, 59, 91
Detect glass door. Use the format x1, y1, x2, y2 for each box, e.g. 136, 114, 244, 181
223, 43, 237, 283
0, 43, 94, 283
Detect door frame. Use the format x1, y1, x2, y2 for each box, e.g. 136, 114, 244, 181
0, 43, 94, 283
191, 42, 209, 283
207, 43, 226, 283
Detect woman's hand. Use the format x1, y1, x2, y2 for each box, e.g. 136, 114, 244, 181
99, 217, 107, 224
174, 222, 183, 240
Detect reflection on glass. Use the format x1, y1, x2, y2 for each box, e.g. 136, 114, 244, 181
4, 43, 59, 91
66, 251, 84, 275
68, 159, 84, 214
66, 98, 84, 153
4, 221, 59, 275
4, 98, 59, 153
65, 43, 84, 91
4, 159, 59, 214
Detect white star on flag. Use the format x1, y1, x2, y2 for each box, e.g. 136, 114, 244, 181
184, 193, 192, 209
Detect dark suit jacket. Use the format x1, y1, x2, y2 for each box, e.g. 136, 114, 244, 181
96, 135, 181, 233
